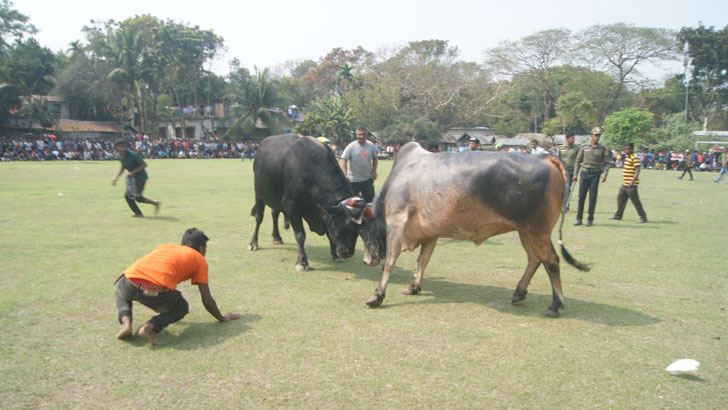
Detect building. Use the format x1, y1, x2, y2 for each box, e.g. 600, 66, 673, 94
442, 127, 497, 148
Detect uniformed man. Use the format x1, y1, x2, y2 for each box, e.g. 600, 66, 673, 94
573, 127, 609, 226
558, 133, 579, 211
468, 137, 480, 151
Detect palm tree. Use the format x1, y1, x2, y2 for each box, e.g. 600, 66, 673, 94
226, 67, 285, 138
104, 24, 146, 132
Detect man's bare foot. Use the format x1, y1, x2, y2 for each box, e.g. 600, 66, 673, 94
116, 316, 133, 339
138, 323, 160, 346
154, 202, 161, 215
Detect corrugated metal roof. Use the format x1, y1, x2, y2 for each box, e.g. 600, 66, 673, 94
54, 120, 124, 134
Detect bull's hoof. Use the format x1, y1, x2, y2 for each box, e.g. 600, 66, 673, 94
332, 257, 347, 263
366, 295, 384, 308
544, 309, 560, 318
402, 284, 421, 295
248, 243, 258, 251
295, 264, 311, 272
511, 289, 527, 304
272, 239, 284, 245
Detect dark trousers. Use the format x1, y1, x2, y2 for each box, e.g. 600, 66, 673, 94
576, 171, 601, 222
350, 178, 375, 203
125, 179, 148, 215
614, 185, 647, 219
679, 167, 693, 180
115, 276, 189, 333
564, 170, 574, 210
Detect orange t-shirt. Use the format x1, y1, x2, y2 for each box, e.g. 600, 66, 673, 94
124, 244, 208, 290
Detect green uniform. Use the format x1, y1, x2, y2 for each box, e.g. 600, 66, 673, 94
558, 145, 579, 172
574, 144, 609, 174
118, 150, 148, 182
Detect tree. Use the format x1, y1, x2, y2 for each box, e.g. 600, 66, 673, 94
487, 29, 573, 125
649, 112, 701, 151
577, 23, 677, 118
83, 16, 161, 134
0, 0, 36, 52
542, 91, 597, 135
302, 47, 373, 99
602, 107, 654, 148
153, 20, 223, 138
0, 38, 57, 96
372, 40, 503, 130
16, 98, 59, 128
678, 23, 728, 129
225, 66, 285, 139
53, 45, 116, 121
299, 96, 357, 143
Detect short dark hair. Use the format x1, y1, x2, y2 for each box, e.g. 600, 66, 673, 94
114, 139, 127, 147
530, 139, 539, 144
565, 133, 575, 138
356, 126, 368, 133
624, 142, 634, 149
181, 228, 209, 252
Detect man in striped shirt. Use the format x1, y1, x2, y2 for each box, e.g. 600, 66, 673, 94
609, 142, 647, 223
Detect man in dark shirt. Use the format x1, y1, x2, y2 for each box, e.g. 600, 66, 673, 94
558, 133, 579, 211
573, 127, 609, 226
112, 140, 161, 217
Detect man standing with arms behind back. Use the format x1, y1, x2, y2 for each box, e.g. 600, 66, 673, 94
558, 133, 579, 211
573, 126, 609, 226
341, 126, 378, 202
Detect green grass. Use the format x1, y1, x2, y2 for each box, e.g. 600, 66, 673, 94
0, 158, 726, 409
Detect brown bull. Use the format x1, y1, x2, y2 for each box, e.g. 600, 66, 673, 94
359, 142, 590, 316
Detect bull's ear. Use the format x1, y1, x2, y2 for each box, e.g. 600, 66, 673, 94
362, 205, 373, 221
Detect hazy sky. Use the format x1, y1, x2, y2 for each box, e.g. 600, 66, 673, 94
15, 0, 728, 81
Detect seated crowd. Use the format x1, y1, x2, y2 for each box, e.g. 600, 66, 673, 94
0, 135, 259, 161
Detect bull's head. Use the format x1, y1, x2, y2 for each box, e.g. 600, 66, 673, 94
360, 204, 386, 267
318, 196, 372, 259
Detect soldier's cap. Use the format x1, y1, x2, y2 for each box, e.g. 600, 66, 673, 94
590, 126, 604, 135
469, 137, 478, 143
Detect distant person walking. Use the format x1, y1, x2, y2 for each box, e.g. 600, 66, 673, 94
341, 126, 378, 202
114, 228, 241, 346
714, 148, 728, 183
609, 142, 647, 223
573, 127, 609, 226
112, 140, 161, 217
558, 133, 579, 211
678, 149, 694, 181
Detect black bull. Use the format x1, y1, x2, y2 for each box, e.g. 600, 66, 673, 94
249, 134, 366, 271
360, 142, 590, 317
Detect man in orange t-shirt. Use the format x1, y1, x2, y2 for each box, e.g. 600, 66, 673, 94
115, 228, 240, 346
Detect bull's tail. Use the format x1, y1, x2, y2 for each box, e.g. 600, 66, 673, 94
557, 206, 592, 272
546, 156, 592, 272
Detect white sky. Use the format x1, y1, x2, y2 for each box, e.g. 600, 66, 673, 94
14, 0, 728, 82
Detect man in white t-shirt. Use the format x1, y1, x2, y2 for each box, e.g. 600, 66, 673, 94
341, 126, 378, 202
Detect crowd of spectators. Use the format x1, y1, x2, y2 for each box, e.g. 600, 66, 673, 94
2, 134, 725, 172
0, 134, 260, 162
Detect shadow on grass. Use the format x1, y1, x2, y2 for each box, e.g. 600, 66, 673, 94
162, 313, 262, 350
256, 242, 660, 327
394, 280, 661, 327
145, 216, 180, 222
670, 374, 706, 382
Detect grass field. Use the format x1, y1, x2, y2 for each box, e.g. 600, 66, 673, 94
1, 156, 726, 409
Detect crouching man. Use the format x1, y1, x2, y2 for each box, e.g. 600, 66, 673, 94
115, 228, 240, 345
